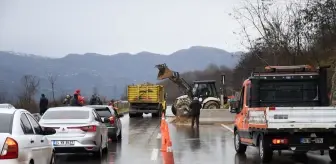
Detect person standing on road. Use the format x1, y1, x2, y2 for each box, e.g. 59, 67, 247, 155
109, 99, 119, 111
189, 97, 202, 129
39, 94, 49, 115
63, 94, 72, 105
75, 89, 85, 105
89, 94, 97, 105
70, 93, 82, 106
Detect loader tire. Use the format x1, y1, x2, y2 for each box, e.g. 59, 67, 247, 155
171, 105, 177, 116
203, 101, 220, 109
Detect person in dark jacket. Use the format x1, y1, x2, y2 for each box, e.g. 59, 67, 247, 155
39, 94, 49, 115
89, 94, 97, 105
70, 93, 82, 106
189, 97, 202, 128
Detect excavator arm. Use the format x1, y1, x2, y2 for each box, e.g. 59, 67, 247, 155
155, 63, 193, 97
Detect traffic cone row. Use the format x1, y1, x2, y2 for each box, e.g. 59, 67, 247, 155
160, 113, 172, 152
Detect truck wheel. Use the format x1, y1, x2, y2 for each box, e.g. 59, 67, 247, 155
204, 101, 220, 109
234, 131, 247, 154
129, 113, 136, 118
258, 135, 273, 162
329, 150, 336, 161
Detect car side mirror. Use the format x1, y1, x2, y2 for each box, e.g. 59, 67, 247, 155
229, 100, 240, 113
118, 114, 124, 118
101, 117, 110, 123
43, 127, 56, 135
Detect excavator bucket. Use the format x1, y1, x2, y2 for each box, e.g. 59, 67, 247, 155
155, 63, 173, 80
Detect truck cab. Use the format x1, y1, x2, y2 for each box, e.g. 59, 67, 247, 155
230, 65, 336, 163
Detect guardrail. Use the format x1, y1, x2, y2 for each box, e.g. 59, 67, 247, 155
199, 109, 235, 124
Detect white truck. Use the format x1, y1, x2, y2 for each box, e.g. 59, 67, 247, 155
230, 65, 336, 162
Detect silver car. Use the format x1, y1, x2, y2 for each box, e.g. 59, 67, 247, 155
39, 106, 109, 159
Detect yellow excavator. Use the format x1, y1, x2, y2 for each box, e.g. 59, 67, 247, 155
155, 63, 221, 116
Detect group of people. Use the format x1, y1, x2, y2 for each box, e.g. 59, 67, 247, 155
39, 89, 118, 115
63, 89, 85, 106
62, 89, 105, 106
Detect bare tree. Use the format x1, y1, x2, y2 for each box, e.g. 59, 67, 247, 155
17, 75, 40, 112
47, 73, 58, 105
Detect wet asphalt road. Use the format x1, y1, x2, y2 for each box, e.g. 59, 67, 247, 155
55, 108, 334, 164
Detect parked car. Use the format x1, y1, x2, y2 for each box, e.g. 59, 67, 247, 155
86, 105, 123, 141
39, 106, 109, 159
0, 104, 15, 109
0, 107, 56, 164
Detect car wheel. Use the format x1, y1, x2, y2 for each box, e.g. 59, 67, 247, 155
329, 150, 336, 162
103, 138, 109, 154
117, 129, 122, 141
259, 135, 273, 163
234, 131, 247, 154
50, 152, 55, 164
93, 139, 103, 159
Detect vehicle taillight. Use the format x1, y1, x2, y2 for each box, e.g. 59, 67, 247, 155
80, 125, 96, 132
0, 137, 18, 159
269, 107, 276, 110
272, 138, 288, 145
109, 117, 115, 124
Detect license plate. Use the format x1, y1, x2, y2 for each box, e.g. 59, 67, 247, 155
300, 138, 311, 144
312, 138, 323, 143
53, 140, 75, 146
300, 138, 323, 144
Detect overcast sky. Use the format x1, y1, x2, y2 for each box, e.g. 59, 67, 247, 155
0, 0, 249, 57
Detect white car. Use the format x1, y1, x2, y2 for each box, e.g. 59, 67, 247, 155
0, 108, 56, 164
0, 104, 15, 109
39, 107, 109, 159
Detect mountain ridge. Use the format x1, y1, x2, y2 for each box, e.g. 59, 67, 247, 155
0, 46, 241, 99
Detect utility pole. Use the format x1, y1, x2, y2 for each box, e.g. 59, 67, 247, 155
221, 74, 226, 108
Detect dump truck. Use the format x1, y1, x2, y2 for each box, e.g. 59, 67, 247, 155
127, 83, 167, 118
155, 63, 222, 116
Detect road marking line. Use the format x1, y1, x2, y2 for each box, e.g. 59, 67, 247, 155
151, 148, 159, 160
157, 133, 161, 139
221, 124, 234, 133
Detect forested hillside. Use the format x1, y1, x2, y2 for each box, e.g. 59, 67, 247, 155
159, 0, 336, 104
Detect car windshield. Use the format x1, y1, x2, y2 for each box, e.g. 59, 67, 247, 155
0, 113, 13, 133
42, 110, 90, 119
95, 107, 114, 117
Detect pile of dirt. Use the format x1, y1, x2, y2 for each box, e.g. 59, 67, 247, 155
170, 116, 191, 125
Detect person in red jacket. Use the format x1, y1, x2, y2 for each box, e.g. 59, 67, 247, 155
74, 89, 85, 105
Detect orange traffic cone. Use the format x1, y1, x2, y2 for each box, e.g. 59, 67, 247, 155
162, 152, 175, 164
